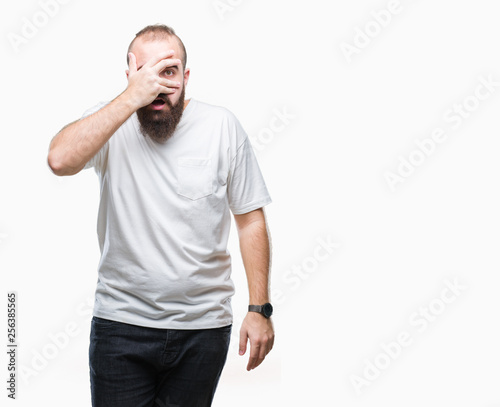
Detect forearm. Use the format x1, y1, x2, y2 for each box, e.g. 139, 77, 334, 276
47, 91, 137, 176
238, 218, 271, 304
237, 212, 275, 371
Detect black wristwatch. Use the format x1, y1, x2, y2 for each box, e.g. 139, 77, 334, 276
248, 303, 273, 318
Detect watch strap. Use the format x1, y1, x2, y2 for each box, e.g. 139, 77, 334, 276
248, 305, 263, 313
248, 303, 273, 318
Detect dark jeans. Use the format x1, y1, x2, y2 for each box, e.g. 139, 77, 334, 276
89, 316, 232, 407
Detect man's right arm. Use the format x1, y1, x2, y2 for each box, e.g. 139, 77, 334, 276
47, 94, 137, 176
47, 50, 181, 176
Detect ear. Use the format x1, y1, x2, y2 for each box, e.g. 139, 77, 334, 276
183, 67, 190, 87
125, 69, 129, 79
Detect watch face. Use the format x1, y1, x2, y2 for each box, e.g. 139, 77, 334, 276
263, 303, 273, 317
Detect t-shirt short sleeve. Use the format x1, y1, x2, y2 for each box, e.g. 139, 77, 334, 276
227, 130, 272, 215
81, 102, 110, 172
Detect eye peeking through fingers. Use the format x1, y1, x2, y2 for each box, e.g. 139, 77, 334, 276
161, 68, 176, 77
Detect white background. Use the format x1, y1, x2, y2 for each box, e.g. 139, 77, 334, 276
1, 0, 500, 406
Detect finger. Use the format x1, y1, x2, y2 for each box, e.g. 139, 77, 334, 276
158, 78, 182, 88
258, 341, 268, 366
145, 50, 176, 69
153, 58, 183, 73
239, 329, 248, 356
250, 339, 268, 370
247, 343, 261, 371
268, 334, 275, 353
157, 85, 177, 95
128, 53, 137, 75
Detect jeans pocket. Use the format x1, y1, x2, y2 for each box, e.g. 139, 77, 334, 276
92, 316, 120, 329
214, 324, 232, 333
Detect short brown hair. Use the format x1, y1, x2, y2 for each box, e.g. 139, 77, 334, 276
127, 24, 187, 70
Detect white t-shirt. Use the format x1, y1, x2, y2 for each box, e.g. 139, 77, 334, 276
82, 98, 272, 329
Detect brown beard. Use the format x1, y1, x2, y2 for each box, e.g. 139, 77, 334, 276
136, 86, 186, 143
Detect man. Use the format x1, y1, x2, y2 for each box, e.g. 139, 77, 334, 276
47, 24, 274, 407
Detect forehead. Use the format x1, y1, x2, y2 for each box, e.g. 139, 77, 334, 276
130, 36, 182, 67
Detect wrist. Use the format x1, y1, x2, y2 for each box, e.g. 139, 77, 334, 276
118, 89, 142, 112
249, 294, 270, 304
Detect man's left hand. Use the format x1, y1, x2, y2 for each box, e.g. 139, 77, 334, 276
239, 312, 275, 371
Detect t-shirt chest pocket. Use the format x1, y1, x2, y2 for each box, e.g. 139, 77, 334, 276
176, 157, 213, 200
